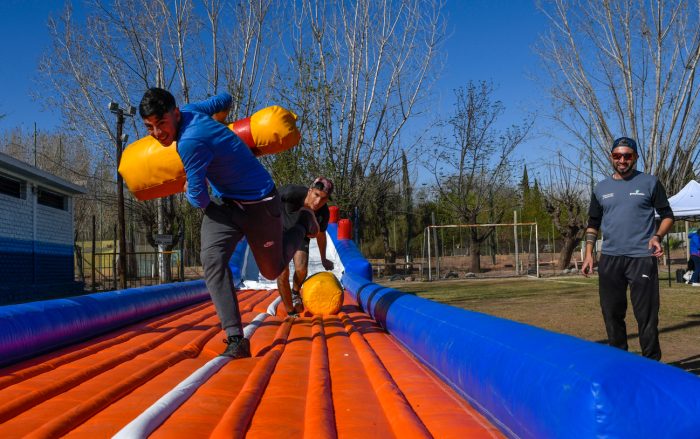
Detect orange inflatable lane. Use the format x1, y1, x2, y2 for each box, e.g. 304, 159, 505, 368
245, 317, 312, 438
323, 314, 396, 437
0, 304, 218, 427
338, 311, 432, 439
69, 307, 268, 437
0, 288, 504, 438
303, 315, 336, 439
0, 301, 213, 391
0, 291, 264, 438
344, 310, 504, 438
24, 324, 222, 439
210, 318, 294, 438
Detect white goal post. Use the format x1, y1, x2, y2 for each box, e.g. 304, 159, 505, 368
422, 222, 540, 280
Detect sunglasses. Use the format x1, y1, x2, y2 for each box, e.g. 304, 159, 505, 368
611, 152, 634, 160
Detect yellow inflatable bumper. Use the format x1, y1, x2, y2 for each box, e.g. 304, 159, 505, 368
119, 105, 300, 201
300, 272, 344, 316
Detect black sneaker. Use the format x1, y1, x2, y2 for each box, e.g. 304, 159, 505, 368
298, 207, 320, 236
291, 290, 304, 314
221, 335, 251, 358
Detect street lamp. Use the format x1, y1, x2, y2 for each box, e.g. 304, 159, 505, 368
109, 101, 136, 290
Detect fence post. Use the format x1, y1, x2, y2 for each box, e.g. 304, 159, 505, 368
513, 211, 519, 275
179, 229, 185, 282
113, 224, 117, 290
91, 215, 96, 292
432, 212, 439, 279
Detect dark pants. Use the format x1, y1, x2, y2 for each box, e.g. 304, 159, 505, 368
200, 190, 306, 337
598, 254, 661, 360
690, 255, 700, 283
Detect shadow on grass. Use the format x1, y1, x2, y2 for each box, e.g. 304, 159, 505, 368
593, 313, 700, 375
670, 354, 700, 376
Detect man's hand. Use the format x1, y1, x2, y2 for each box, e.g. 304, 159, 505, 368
581, 255, 595, 277
649, 235, 664, 258
321, 258, 334, 271
212, 109, 228, 124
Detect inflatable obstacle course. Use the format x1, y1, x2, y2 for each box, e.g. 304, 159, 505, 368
119, 105, 300, 201
0, 240, 500, 437
1, 211, 700, 437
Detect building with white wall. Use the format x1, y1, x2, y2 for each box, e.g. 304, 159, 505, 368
0, 151, 86, 304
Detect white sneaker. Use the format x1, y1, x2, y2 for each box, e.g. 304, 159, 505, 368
692, 283, 700, 287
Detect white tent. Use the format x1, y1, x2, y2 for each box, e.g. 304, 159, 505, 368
663, 180, 700, 265
668, 180, 700, 220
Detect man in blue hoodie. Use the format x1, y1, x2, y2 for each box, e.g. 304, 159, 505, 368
139, 87, 319, 359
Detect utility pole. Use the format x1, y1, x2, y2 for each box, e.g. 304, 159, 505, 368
109, 101, 136, 290
588, 114, 594, 195
33, 122, 37, 167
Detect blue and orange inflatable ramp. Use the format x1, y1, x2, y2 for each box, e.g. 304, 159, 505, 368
0, 220, 699, 438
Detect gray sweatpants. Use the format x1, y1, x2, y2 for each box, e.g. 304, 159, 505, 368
200, 190, 306, 337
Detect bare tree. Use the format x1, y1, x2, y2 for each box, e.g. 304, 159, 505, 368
536, 0, 700, 194
541, 153, 588, 270
219, 0, 277, 119
274, 0, 446, 207
431, 81, 532, 273
38, 0, 203, 283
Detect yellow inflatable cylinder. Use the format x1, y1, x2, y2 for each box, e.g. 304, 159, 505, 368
300, 272, 344, 316
228, 106, 301, 157
118, 138, 185, 201
119, 105, 300, 201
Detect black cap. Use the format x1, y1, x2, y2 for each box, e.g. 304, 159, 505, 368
612, 137, 637, 153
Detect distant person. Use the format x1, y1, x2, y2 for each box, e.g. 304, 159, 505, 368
581, 137, 674, 360
139, 88, 319, 359
689, 228, 700, 285
276, 178, 335, 316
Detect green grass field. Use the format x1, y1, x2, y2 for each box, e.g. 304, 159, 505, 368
377, 275, 700, 374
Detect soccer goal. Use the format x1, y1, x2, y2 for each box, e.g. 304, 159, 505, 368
421, 222, 540, 280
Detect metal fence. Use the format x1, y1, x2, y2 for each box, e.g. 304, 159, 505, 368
74, 249, 188, 292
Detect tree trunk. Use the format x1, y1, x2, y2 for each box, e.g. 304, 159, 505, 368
378, 207, 396, 275
558, 236, 579, 270
469, 228, 482, 273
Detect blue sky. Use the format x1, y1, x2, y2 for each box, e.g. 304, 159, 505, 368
0, 0, 552, 169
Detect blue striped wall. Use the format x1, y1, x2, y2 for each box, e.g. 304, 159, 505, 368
0, 236, 80, 303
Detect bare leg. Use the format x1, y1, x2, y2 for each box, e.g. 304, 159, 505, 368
292, 250, 309, 291
276, 264, 295, 314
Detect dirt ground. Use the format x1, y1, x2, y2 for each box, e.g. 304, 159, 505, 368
377, 273, 700, 376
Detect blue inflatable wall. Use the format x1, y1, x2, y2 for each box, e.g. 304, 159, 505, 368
0, 239, 257, 369
330, 224, 700, 438
327, 223, 372, 281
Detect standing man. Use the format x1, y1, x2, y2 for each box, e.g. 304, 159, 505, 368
139, 88, 319, 359
276, 178, 335, 316
688, 228, 700, 285
582, 137, 674, 360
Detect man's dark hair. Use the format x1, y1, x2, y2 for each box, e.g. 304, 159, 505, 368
139, 87, 177, 118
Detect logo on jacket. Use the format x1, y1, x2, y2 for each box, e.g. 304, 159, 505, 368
630, 189, 645, 196
602, 193, 614, 199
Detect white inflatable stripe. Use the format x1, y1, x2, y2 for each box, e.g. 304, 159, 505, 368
113, 296, 282, 439
266, 296, 281, 316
